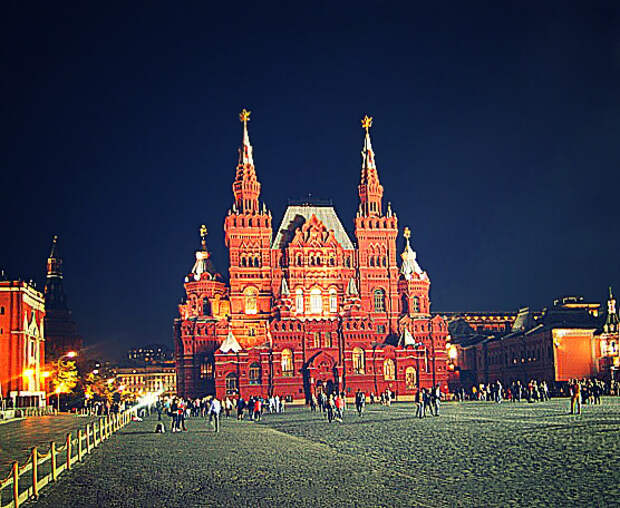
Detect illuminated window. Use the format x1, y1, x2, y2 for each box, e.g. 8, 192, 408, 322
249, 363, 261, 385
373, 288, 386, 312
384, 359, 395, 381
314, 332, 321, 348
329, 288, 337, 313
281, 349, 293, 376
405, 367, 417, 389
310, 288, 322, 314
200, 358, 213, 380
295, 289, 304, 314
244, 287, 258, 314
353, 347, 365, 374
225, 372, 238, 395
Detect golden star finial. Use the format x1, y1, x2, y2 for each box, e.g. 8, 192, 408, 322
200, 225, 207, 238
361, 115, 373, 133
239, 108, 251, 124
403, 227, 411, 240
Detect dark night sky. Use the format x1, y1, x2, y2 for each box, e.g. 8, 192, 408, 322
1, 3, 619, 360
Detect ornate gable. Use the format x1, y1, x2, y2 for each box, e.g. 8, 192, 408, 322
290, 214, 340, 248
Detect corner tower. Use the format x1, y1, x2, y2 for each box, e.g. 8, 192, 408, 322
354, 116, 400, 337
224, 110, 273, 347
43, 235, 82, 361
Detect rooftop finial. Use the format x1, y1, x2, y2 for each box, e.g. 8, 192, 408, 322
403, 226, 411, 242
239, 108, 251, 126
361, 114, 373, 133
200, 224, 208, 251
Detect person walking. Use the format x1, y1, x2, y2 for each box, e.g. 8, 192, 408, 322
209, 396, 222, 432
570, 380, 582, 415
415, 389, 424, 419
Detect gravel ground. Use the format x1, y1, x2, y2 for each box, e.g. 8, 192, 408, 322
28, 398, 620, 507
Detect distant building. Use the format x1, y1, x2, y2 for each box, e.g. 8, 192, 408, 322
114, 361, 176, 398
0, 279, 47, 406
127, 344, 173, 364
44, 236, 82, 361
440, 311, 518, 334
448, 291, 619, 390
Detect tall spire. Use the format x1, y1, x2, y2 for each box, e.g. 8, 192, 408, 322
233, 108, 261, 214
604, 285, 619, 333
358, 115, 384, 217
44, 234, 67, 310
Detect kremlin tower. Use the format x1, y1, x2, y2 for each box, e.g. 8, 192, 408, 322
44, 235, 82, 361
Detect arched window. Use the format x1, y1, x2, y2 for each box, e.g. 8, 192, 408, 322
297, 254, 302, 265
324, 331, 332, 348
345, 257, 351, 268
329, 255, 335, 266
295, 289, 304, 314
373, 288, 386, 312
310, 288, 322, 314
382, 256, 387, 267
412, 296, 420, 312
281, 349, 293, 376
329, 288, 337, 313
405, 367, 417, 389
353, 347, 365, 374
202, 299, 211, 316
384, 359, 395, 381
225, 372, 238, 395
244, 287, 258, 315
240, 257, 246, 267
249, 362, 261, 385
369, 257, 375, 267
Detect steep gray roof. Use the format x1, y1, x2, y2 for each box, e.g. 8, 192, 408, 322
272, 205, 354, 250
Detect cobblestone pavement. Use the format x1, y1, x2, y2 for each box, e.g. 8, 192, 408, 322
28, 398, 620, 507
0, 414, 97, 474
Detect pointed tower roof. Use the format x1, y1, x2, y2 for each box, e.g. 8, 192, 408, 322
400, 227, 428, 281
219, 329, 242, 353
188, 225, 221, 281
239, 108, 254, 166
604, 286, 619, 333
232, 108, 262, 214
358, 115, 385, 217
399, 327, 416, 347
45, 234, 68, 310
361, 115, 379, 183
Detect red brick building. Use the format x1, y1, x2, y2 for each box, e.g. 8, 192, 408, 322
174, 112, 448, 401
0, 279, 47, 406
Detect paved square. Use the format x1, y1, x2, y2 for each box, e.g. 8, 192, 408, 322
28, 399, 620, 507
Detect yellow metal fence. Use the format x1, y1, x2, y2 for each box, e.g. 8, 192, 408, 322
0, 409, 136, 508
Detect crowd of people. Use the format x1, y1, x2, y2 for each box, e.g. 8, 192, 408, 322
139, 376, 618, 433
153, 394, 287, 433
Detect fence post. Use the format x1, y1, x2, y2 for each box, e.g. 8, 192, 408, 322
12, 461, 19, 508
50, 441, 57, 481
66, 433, 72, 471
86, 423, 91, 452
32, 447, 38, 498
78, 429, 83, 461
